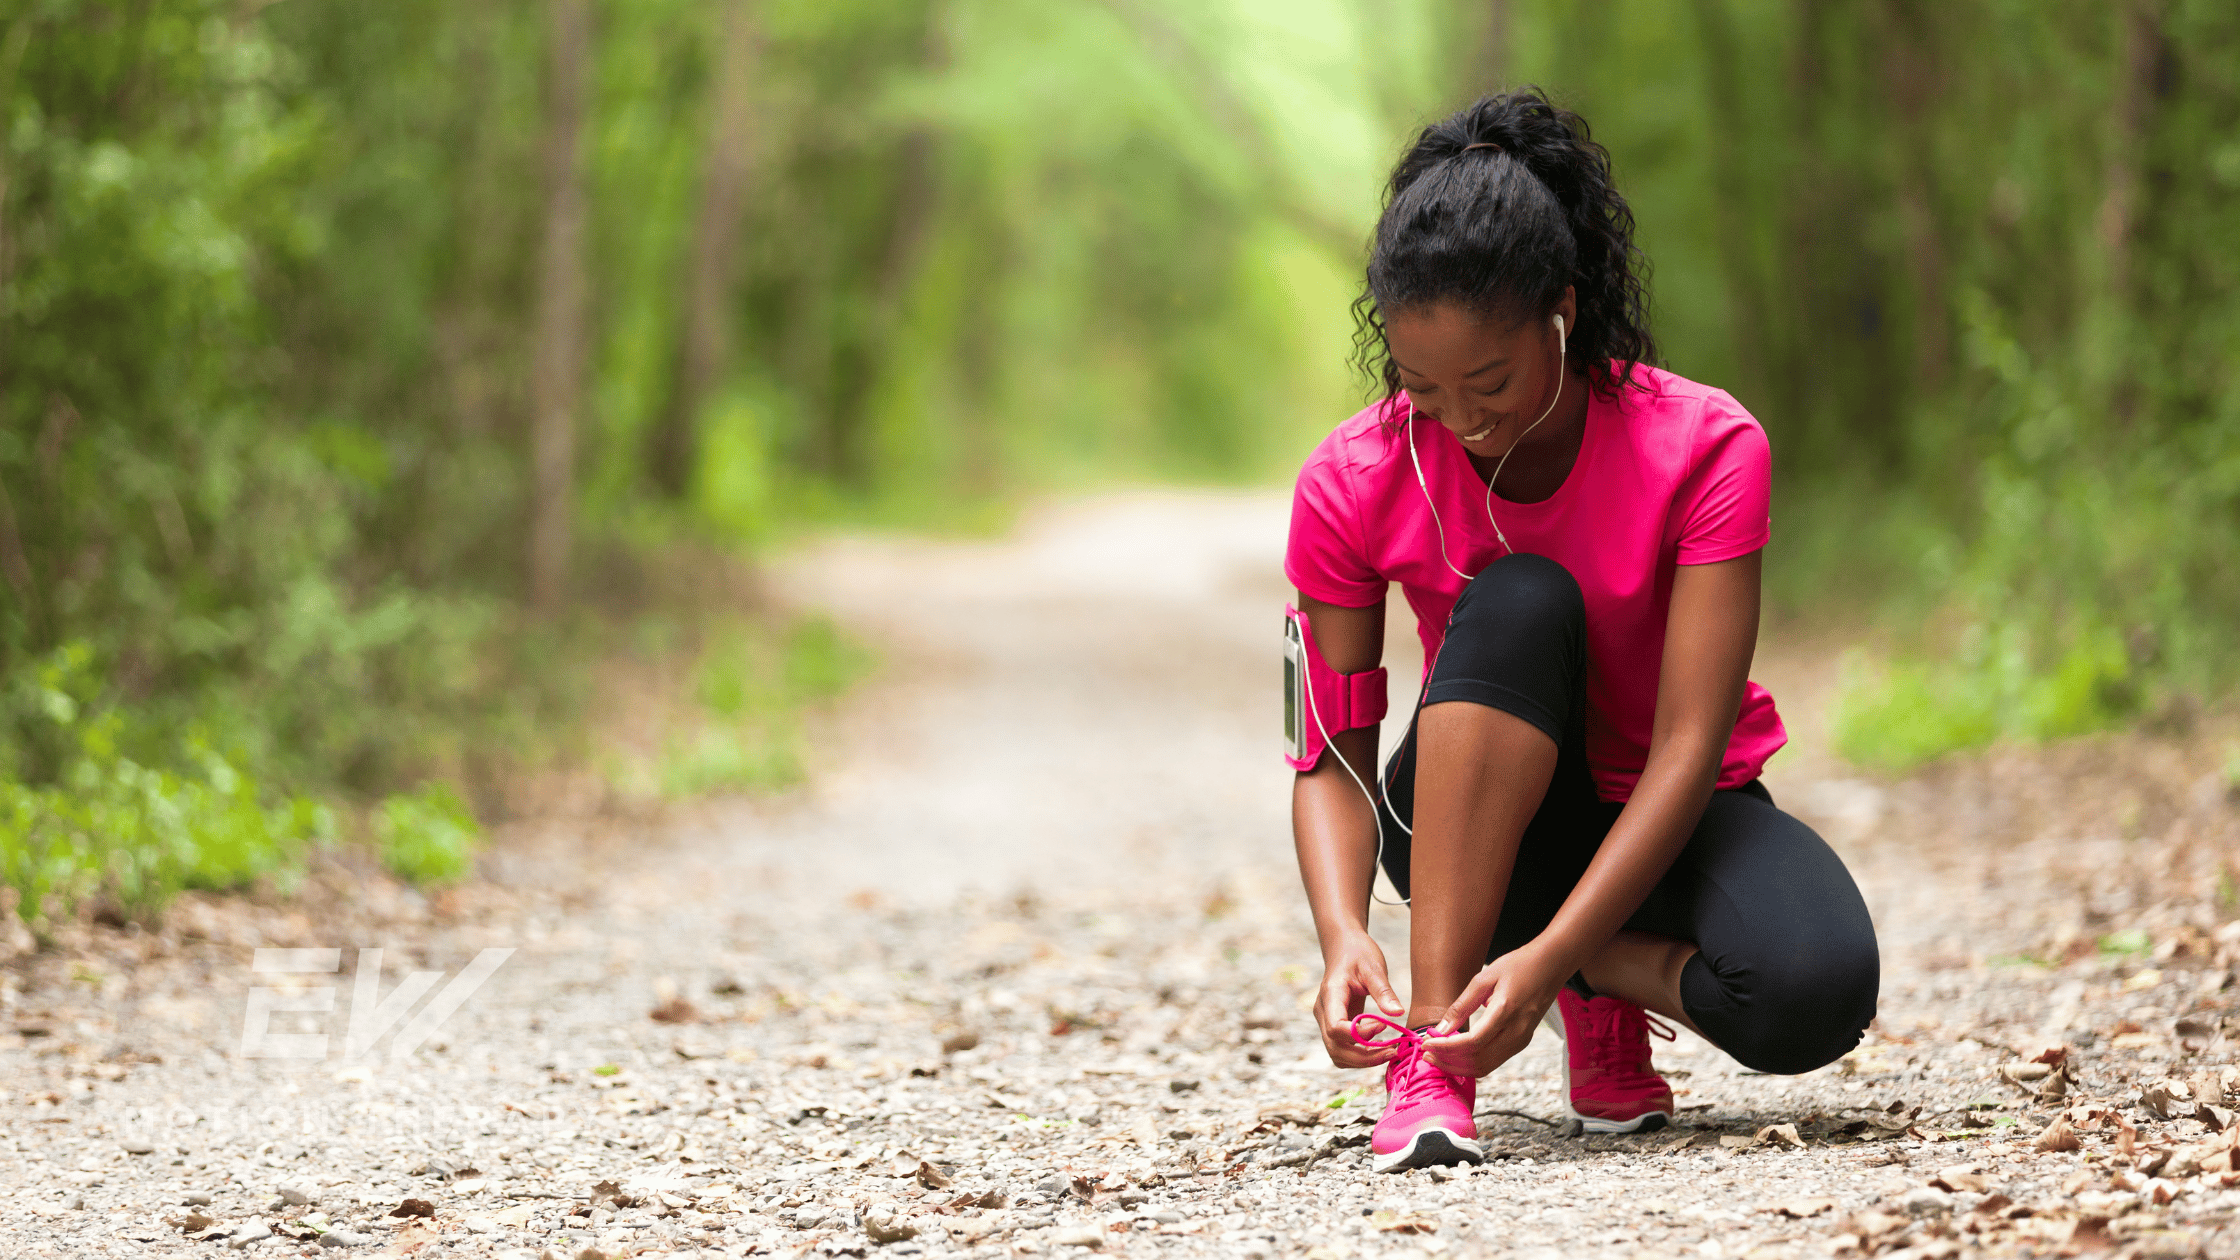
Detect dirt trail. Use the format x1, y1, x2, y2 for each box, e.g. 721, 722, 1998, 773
3, 491, 2238, 1260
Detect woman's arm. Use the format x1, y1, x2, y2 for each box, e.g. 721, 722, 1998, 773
1426, 552, 1760, 1068
1291, 593, 1407, 1067
1531, 550, 1759, 966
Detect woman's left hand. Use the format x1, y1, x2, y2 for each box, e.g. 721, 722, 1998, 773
1421, 943, 1576, 1077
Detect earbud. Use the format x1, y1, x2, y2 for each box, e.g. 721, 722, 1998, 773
1554, 313, 1566, 354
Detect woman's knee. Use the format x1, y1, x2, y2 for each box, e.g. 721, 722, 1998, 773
1690, 934, 1880, 1075
1427, 554, 1584, 737
1440, 554, 1584, 681
1451, 553, 1582, 636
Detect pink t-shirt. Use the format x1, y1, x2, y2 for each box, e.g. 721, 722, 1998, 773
1285, 363, 1786, 801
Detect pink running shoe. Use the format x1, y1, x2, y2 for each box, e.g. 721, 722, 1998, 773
1546, 989, 1677, 1133
1351, 1013, 1483, 1173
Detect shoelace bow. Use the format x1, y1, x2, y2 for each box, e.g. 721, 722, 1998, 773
1349, 1012, 1459, 1105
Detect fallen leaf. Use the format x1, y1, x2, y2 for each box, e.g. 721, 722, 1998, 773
2143, 1079, 2196, 1119
390, 1198, 436, 1219
2000, 1063, 2052, 1088
2115, 1111, 2138, 1157
1932, 1165, 1991, 1194
1973, 1193, 2014, 1215
2176, 1016, 2220, 1053
169, 1211, 215, 1233
2200, 1104, 2236, 1133
649, 997, 701, 1024
1765, 1197, 1836, 1218
2035, 1117, 2081, 1153
914, 1161, 952, 1191
1718, 1134, 1756, 1149
1755, 1123, 1806, 1148
2029, 1043, 2069, 1067
494, 1205, 532, 1227
1368, 1210, 1437, 1234
1852, 1210, 1909, 1240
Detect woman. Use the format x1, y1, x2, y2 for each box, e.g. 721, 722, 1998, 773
1286, 90, 1879, 1174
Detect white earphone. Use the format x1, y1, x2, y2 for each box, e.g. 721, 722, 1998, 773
1300, 312, 1572, 906
1404, 312, 1567, 579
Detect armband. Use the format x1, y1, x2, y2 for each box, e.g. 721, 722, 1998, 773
1282, 603, 1389, 772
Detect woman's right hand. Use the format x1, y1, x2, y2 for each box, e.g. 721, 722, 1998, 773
1316, 930, 1406, 1068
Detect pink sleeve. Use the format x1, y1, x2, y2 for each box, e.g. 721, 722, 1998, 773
1673, 398, 1772, 566
1284, 430, 1388, 607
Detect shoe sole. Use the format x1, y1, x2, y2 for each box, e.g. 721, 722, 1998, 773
1567, 1107, 1672, 1134
1371, 1126, 1484, 1173
1542, 1004, 1675, 1135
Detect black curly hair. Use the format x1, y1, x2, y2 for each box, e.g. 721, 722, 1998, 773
1352, 89, 1656, 403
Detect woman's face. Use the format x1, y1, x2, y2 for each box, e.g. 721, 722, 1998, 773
1386, 288, 1576, 456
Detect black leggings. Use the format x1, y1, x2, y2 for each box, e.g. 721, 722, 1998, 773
1376, 553, 1879, 1075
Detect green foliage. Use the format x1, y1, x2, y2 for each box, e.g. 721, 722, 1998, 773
0, 645, 330, 926
1831, 624, 2135, 770
5, 0, 2236, 841
606, 614, 875, 800
2097, 928, 2152, 959
372, 782, 482, 887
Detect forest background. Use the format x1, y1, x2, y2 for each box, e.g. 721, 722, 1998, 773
1, 0, 2236, 926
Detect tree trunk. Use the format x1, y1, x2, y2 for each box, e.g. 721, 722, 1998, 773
650, 0, 759, 499
1875, 0, 1949, 391
529, 0, 591, 613
825, 5, 946, 487
1687, 0, 1772, 404
1455, 0, 1510, 100
2098, 0, 2164, 314
2095, 0, 2167, 427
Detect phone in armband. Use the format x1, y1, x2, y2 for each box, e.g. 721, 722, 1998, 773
1283, 612, 1308, 763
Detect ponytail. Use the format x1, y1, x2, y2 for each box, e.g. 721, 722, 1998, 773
1353, 89, 1656, 402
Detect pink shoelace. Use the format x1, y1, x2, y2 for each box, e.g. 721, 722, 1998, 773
1575, 997, 1677, 1069
1350, 1012, 1462, 1105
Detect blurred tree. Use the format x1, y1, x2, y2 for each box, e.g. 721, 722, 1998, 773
653, 0, 759, 500
531, 0, 594, 612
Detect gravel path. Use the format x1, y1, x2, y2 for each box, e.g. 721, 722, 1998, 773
4, 491, 2238, 1260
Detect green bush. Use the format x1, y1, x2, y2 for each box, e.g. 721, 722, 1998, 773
606, 614, 874, 801
373, 782, 482, 886
0, 645, 331, 927
1831, 625, 2134, 772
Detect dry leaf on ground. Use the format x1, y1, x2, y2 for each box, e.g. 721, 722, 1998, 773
2035, 1117, 2081, 1153
648, 996, 700, 1024
1369, 1210, 1438, 1234
1931, 1165, 1990, 1194
2144, 1079, 2196, 1119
